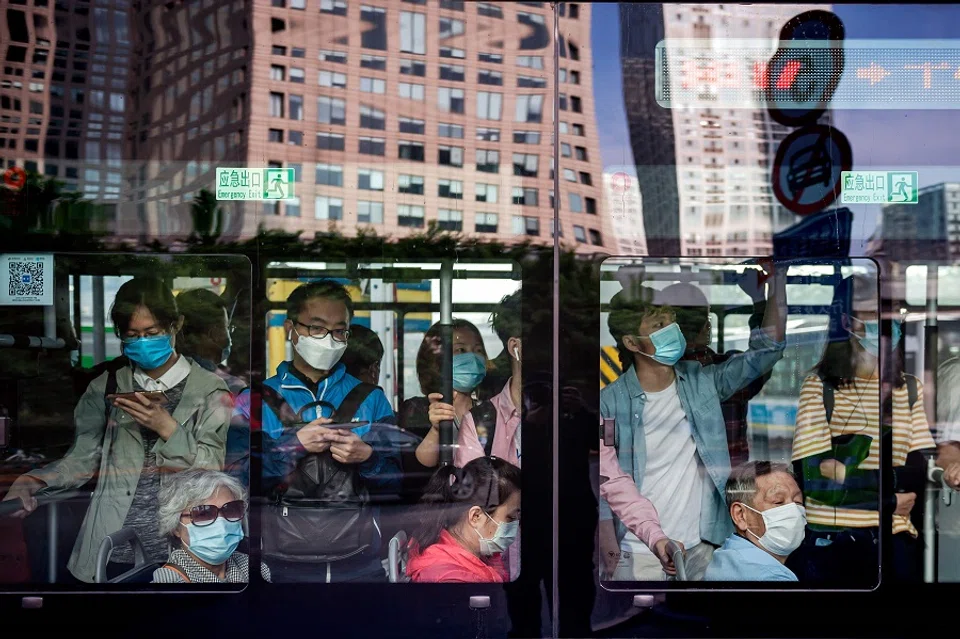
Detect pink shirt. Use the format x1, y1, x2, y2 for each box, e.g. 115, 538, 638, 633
599, 440, 668, 551
455, 379, 521, 468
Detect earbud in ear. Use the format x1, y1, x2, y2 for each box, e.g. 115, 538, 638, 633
513, 347, 520, 362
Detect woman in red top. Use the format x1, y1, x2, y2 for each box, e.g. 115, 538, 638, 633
407, 456, 521, 583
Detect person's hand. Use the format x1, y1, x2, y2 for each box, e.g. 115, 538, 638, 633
945, 463, 960, 490
327, 430, 373, 465
296, 418, 336, 453
820, 458, 847, 484
113, 393, 178, 440
653, 538, 684, 576
427, 393, 456, 432
2, 475, 45, 519
895, 492, 917, 517
737, 264, 768, 304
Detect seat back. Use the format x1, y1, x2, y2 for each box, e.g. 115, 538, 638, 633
95, 527, 149, 584
388, 530, 410, 583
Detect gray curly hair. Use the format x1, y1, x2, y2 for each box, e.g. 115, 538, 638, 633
158, 469, 247, 540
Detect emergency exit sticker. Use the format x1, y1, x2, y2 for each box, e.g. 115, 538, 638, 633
840, 171, 919, 204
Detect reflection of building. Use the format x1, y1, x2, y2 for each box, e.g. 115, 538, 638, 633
880, 182, 957, 261
602, 171, 647, 254
0, 0, 130, 222
620, 3, 833, 257
132, 1, 608, 248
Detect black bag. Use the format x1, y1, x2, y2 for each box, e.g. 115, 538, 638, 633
470, 401, 499, 457
260, 382, 378, 563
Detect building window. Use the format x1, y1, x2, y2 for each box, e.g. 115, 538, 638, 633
316, 196, 344, 220
292, 47, 306, 58
589, 229, 602, 246
358, 136, 385, 156
400, 59, 426, 76
517, 75, 547, 88
270, 65, 285, 81
360, 55, 387, 71
561, 142, 572, 157
585, 196, 597, 214
289, 130, 304, 145
438, 208, 463, 232
477, 91, 502, 120
438, 145, 464, 167
515, 94, 543, 122
479, 52, 503, 64
359, 104, 386, 130
400, 11, 426, 54
513, 131, 540, 144
571, 96, 582, 113
563, 168, 577, 182
316, 163, 343, 186
358, 200, 384, 224
477, 3, 502, 18
268, 128, 284, 143
438, 87, 464, 113
475, 183, 497, 203
438, 122, 464, 139
574, 225, 587, 243
290, 67, 305, 83
572, 123, 585, 136
286, 197, 302, 217
398, 204, 425, 228
476, 149, 499, 173
360, 5, 387, 50
269, 92, 284, 117
399, 82, 425, 101
319, 70, 347, 88
358, 168, 384, 191
569, 3, 580, 19
319, 49, 348, 64
398, 140, 425, 161
475, 212, 498, 233
516, 56, 544, 69
439, 0, 464, 10
360, 77, 386, 94
439, 17, 465, 39
513, 215, 540, 236
272, 45, 287, 56
316, 96, 345, 125
513, 153, 538, 177
398, 174, 424, 194
439, 64, 465, 82
568, 193, 583, 213
320, 0, 347, 15
316, 132, 345, 150
438, 179, 463, 199
439, 46, 465, 59
289, 94, 303, 120
477, 70, 503, 86
512, 187, 538, 207
398, 117, 425, 135
579, 171, 592, 186
559, 93, 568, 111
476, 127, 500, 141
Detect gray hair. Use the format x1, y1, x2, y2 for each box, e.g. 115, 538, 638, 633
158, 469, 247, 539
724, 461, 794, 511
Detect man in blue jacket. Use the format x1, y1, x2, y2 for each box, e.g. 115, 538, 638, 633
234, 280, 398, 582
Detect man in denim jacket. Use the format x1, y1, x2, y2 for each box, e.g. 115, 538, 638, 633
599, 263, 787, 581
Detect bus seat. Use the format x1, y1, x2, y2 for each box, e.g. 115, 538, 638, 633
95, 527, 161, 584
387, 530, 410, 583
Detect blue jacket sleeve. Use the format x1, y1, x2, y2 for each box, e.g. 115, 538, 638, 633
261, 400, 309, 492
356, 389, 400, 493
709, 328, 786, 402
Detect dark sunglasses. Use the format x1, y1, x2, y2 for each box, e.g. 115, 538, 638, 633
180, 500, 246, 527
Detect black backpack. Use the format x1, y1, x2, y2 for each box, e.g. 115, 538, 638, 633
470, 400, 499, 457
260, 382, 379, 564
820, 373, 918, 423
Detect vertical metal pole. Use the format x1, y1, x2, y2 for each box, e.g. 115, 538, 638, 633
439, 260, 455, 467
925, 266, 939, 430
370, 279, 395, 407
924, 457, 939, 583
396, 312, 406, 408
92, 276, 106, 365
47, 501, 58, 583
72, 274, 82, 362
551, 5, 561, 638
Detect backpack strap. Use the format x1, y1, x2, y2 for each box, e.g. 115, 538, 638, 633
905, 374, 918, 410
470, 401, 499, 458
334, 383, 378, 423
161, 564, 192, 583
819, 373, 835, 424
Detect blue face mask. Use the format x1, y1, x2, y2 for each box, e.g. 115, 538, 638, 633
854, 318, 902, 357
122, 334, 175, 370
453, 352, 487, 393
181, 517, 243, 566
638, 322, 687, 367
475, 512, 520, 557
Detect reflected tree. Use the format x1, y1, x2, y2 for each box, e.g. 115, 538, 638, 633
189, 188, 223, 243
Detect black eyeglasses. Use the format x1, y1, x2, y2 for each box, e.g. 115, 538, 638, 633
296, 322, 350, 343
180, 500, 246, 527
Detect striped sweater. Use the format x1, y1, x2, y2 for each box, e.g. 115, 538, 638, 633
791, 374, 936, 536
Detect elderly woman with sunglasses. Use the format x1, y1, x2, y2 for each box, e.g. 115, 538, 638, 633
152, 469, 270, 583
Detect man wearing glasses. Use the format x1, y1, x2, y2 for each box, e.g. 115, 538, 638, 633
234, 280, 398, 582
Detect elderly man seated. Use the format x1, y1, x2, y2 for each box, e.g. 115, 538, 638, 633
704, 460, 805, 582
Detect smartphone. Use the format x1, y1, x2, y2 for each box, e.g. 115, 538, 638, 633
324, 421, 370, 431
107, 390, 168, 404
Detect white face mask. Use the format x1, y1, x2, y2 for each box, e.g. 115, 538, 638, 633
741, 502, 806, 556
291, 328, 347, 371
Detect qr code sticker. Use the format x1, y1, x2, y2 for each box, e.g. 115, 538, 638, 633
8, 260, 45, 298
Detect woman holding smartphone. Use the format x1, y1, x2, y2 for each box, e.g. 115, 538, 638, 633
3, 276, 232, 583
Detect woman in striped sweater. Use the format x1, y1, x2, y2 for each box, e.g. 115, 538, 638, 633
789, 273, 935, 585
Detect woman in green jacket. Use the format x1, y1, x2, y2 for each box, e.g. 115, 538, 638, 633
3, 277, 233, 583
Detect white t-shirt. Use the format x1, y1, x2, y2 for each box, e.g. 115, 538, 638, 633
620, 381, 708, 557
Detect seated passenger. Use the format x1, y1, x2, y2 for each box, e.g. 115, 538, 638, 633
935, 356, 960, 490
2, 277, 232, 583
340, 324, 384, 386
152, 469, 270, 583
234, 280, 399, 583
704, 461, 805, 582
407, 456, 520, 583
599, 263, 787, 581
